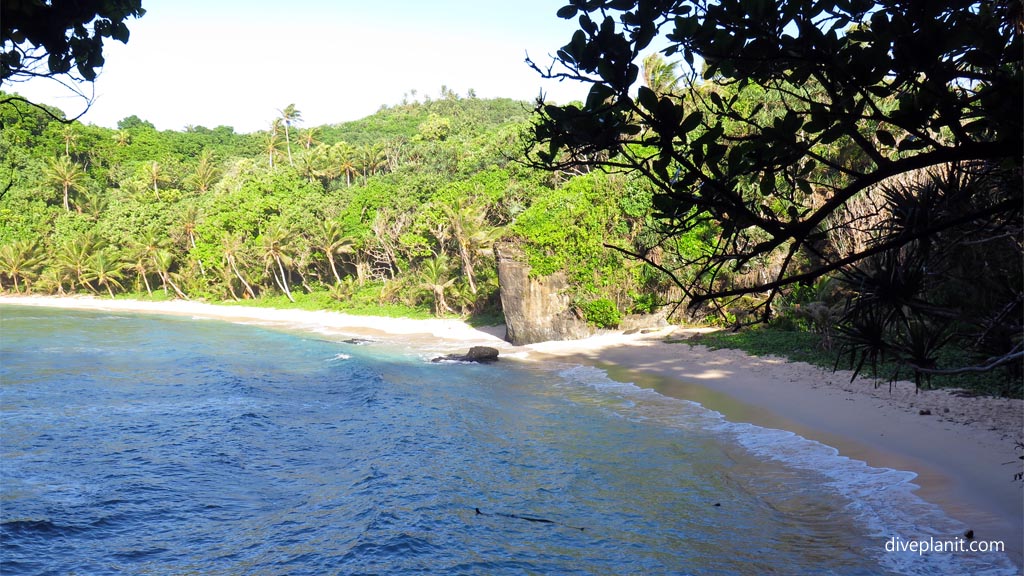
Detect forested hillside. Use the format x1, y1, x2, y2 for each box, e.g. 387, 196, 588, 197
0, 91, 667, 324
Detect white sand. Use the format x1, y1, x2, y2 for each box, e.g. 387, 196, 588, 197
3, 295, 1021, 565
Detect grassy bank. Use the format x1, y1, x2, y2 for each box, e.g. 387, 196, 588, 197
692, 327, 1022, 399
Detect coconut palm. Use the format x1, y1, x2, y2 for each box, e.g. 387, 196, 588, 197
278, 103, 302, 167
78, 189, 108, 218
298, 127, 321, 150
152, 248, 189, 299
0, 239, 44, 293
221, 233, 257, 299
328, 275, 359, 302
260, 222, 296, 302
128, 233, 160, 296
418, 254, 457, 317
60, 124, 78, 156
359, 144, 386, 183
296, 144, 332, 184
262, 124, 285, 169
143, 161, 167, 198
173, 205, 205, 276
309, 220, 354, 285
642, 52, 681, 96
443, 199, 502, 295
113, 129, 131, 147
83, 249, 126, 298
188, 150, 219, 192
44, 155, 86, 211
333, 142, 358, 187
56, 234, 102, 293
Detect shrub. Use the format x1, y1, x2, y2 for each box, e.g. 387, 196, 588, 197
579, 298, 621, 329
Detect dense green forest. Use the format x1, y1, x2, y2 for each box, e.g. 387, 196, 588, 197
0, 90, 669, 325
1, 38, 1020, 397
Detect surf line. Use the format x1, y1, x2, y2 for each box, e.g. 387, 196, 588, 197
475, 507, 585, 531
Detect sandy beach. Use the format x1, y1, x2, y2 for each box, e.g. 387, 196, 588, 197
2, 294, 1022, 566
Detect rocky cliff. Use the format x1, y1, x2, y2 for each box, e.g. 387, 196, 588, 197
494, 241, 593, 345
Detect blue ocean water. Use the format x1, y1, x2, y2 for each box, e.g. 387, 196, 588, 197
0, 306, 1017, 575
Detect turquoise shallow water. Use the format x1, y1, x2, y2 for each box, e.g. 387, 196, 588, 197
0, 306, 1017, 575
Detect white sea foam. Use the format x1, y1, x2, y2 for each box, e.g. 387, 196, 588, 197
555, 364, 1019, 576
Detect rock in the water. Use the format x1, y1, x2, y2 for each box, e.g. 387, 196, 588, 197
432, 346, 500, 363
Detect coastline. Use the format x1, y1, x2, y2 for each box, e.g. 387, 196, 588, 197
2, 294, 1021, 567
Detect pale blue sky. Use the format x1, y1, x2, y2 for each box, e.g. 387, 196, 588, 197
14, 1, 592, 133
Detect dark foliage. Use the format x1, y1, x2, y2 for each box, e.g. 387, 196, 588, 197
528, 0, 1022, 376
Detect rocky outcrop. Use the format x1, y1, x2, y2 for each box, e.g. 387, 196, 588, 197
432, 346, 500, 363
494, 241, 593, 345
618, 311, 670, 333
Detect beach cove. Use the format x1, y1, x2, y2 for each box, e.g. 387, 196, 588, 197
2, 294, 1021, 572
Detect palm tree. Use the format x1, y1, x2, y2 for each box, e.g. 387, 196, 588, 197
113, 129, 131, 147
78, 189, 108, 219
128, 232, 162, 296
143, 161, 166, 198
221, 233, 257, 299
188, 150, 219, 192
212, 262, 241, 301
443, 200, 500, 295
333, 142, 358, 187
296, 144, 330, 184
127, 252, 150, 295
642, 53, 681, 96
44, 155, 86, 211
262, 124, 284, 169
0, 239, 44, 293
418, 255, 456, 317
260, 222, 296, 302
83, 249, 125, 298
175, 205, 206, 276
56, 233, 102, 292
310, 220, 353, 285
359, 144, 385, 183
60, 124, 78, 156
152, 248, 189, 299
298, 126, 320, 150
278, 103, 302, 167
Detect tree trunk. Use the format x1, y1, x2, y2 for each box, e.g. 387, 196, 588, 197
160, 271, 189, 299
433, 287, 454, 317
63, 183, 70, 212
284, 125, 294, 167
326, 251, 343, 284
229, 255, 256, 299
225, 278, 240, 301
457, 238, 477, 294
274, 255, 295, 302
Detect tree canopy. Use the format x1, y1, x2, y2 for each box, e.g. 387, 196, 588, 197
529, 0, 1022, 379
1, 0, 145, 118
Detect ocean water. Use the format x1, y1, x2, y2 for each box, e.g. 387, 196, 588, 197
0, 306, 1017, 575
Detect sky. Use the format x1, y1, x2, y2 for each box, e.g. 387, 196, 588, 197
10, 0, 593, 133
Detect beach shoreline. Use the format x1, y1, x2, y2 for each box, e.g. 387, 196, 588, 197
2, 294, 1021, 567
